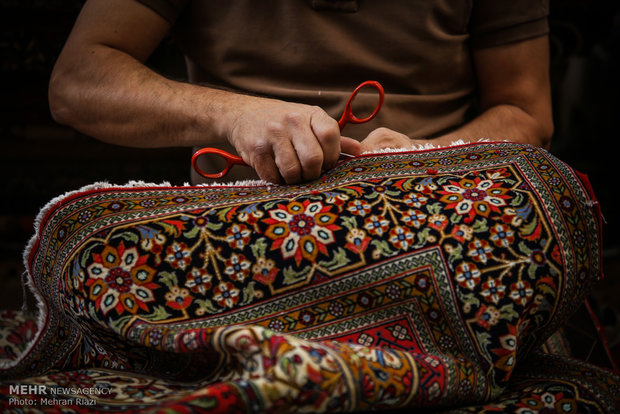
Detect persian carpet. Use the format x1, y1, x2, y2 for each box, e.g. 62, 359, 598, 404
1, 141, 618, 413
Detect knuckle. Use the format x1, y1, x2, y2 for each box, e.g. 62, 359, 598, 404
265, 121, 284, 137
371, 127, 392, 139
283, 112, 307, 130
367, 128, 407, 148
311, 105, 332, 122
312, 109, 339, 133
251, 139, 272, 156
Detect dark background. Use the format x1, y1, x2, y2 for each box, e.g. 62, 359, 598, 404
1, 0, 619, 370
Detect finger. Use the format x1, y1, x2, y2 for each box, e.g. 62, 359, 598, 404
340, 136, 362, 156
245, 138, 286, 185
309, 108, 341, 169
273, 138, 304, 184
284, 111, 325, 182
252, 150, 282, 185
291, 130, 324, 182
361, 128, 412, 153
262, 115, 305, 184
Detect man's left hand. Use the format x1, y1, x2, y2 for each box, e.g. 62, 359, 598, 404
360, 127, 412, 153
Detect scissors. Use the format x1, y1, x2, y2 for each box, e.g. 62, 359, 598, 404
192, 80, 385, 179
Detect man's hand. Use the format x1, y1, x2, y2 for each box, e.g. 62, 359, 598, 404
226, 95, 361, 184
359, 127, 412, 153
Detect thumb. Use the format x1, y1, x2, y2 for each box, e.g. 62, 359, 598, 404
340, 136, 362, 156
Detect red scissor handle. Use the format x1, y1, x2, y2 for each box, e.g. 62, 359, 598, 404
338, 80, 385, 130
191, 147, 248, 179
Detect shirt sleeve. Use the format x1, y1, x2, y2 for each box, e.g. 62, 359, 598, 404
133, 0, 189, 24
469, 0, 550, 49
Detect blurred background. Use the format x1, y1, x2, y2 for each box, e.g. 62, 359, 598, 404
1, 0, 619, 370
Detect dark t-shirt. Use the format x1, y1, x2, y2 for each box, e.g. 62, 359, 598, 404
135, 0, 549, 181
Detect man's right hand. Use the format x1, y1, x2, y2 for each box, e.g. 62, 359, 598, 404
224, 94, 361, 184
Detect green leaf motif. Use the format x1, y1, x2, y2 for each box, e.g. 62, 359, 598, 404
340, 215, 359, 231
283, 265, 311, 285
205, 221, 223, 232
195, 298, 220, 315
158, 271, 179, 289
250, 238, 269, 260
471, 218, 489, 234
114, 231, 140, 244
145, 305, 172, 322
183, 225, 201, 239
188, 397, 218, 409
426, 202, 443, 215
447, 243, 464, 266
449, 213, 463, 225
476, 331, 492, 351
240, 281, 258, 306
415, 228, 432, 248
319, 247, 350, 270
109, 315, 133, 334
499, 304, 519, 321
370, 239, 396, 258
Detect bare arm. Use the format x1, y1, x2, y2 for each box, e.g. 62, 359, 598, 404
436, 35, 554, 148
48, 0, 212, 148
360, 35, 554, 152
49, 0, 359, 183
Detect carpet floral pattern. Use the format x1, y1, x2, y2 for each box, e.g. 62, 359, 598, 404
1, 142, 617, 413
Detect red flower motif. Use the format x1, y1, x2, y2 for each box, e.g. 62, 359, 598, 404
474, 304, 501, 330
165, 286, 192, 310
165, 242, 192, 270
347, 199, 371, 216
480, 278, 506, 304
509, 280, 533, 306
450, 224, 473, 243
264, 200, 339, 265
467, 239, 493, 264
86, 242, 158, 316
389, 226, 415, 250
299, 310, 315, 325
364, 215, 390, 236
225, 224, 251, 249
213, 282, 240, 308
403, 192, 429, 208
252, 257, 278, 285
224, 253, 251, 282
184, 268, 213, 295
345, 228, 370, 254
402, 209, 427, 229
455, 262, 481, 290
439, 176, 510, 222
489, 223, 515, 247
428, 214, 448, 232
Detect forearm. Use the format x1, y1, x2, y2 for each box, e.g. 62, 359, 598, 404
430, 103, 554, 149
49, 44, 233, 148
49, 41, 352, 184
437, 36, 555, 150
360, 103, 554, 154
